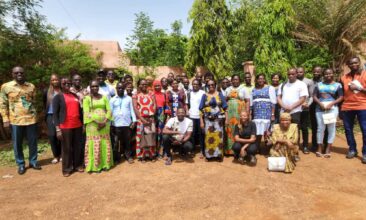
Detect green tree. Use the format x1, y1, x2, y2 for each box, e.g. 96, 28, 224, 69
293, 0, 366, 70
185, 0, 233, 78
253, 0, 296, 78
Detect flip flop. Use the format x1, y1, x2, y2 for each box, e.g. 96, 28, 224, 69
316, 152, 323, 157
323, 153, 331, 158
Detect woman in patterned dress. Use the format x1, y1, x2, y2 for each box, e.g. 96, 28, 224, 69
166, 79, 186, 118
200, 79, 228, 161
225, 74, 249, 155
83, 80, 113, 173
132, 79, 157, 163
250, 74, 277, 154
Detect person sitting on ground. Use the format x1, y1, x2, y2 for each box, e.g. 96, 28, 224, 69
162, 107, 193, 165
232, 111, 257, 165
266, 112, 299, 173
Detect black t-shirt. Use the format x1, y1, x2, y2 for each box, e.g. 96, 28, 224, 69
234, 122, 256, 139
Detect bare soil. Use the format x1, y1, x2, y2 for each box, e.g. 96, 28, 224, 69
1, 133, 366, 220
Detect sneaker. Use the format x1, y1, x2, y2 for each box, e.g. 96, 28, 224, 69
51, 158, 59, 164
303, 147, 310, 154
362, 155, 366, 164
346, 151, 358, 159
127, 158, 134, 164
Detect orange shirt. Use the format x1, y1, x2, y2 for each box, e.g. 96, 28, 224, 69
341, 70, 366, 111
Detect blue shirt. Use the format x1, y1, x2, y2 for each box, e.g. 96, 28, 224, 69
314, 82, 343, 112
110, 95, 137, 127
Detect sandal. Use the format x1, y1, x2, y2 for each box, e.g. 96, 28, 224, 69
51, 158, 59, 164
315, 152, 323, 157
165, 158, 172, 165
323, 153, 331, 158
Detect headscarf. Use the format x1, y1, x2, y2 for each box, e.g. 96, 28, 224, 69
280, 112, 292, 120
153, 80, 165, 108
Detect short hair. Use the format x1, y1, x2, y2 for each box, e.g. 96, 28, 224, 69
271, 73, 282, 81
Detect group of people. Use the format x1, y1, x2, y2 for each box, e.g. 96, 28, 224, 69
1, 56, 366, 176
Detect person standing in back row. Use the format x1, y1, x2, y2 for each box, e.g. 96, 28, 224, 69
297, 67, 315, 154
340, 57, 366, 164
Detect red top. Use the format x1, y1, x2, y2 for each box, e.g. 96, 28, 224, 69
60, 93, 82, 129
341, 70, 366, 111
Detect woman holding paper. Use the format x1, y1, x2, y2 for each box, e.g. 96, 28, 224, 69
313, 68, 343, 158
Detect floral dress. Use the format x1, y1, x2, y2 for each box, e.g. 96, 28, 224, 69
199, 92, 228, 159
133, 92, 156, 159
83, 95, 113, 172
225, 85, 248, 154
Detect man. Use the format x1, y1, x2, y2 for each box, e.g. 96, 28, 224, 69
220, 78, 230, 97
277, 68, 308, 124
0, 66, 41, 174
309, 66, 327, 151
187, 79, 205, 156
105, 70, 117, 88
167, 72, 175, 89
182, 76, 190, 100
124, 74, 137, 96
109, 82, 137, 164
70, 74, 87, 102
297, 67, 315, 154
189, 72, 204, 91
161, 77, 169, 93
243, 72, 254, 96
162, 108, 194, 165
340, 57, 366, 163
87, 69, 115, 99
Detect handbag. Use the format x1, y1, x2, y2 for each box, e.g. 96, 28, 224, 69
322, 111, 336, 125
268, 157, 286, 172
140, 121, 156, 148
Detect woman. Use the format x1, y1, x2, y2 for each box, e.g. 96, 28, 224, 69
153, 80, 168, 158
200, 79, 228, 161
53, 78, 83, 177
43, 74, 61, 164
166, 79, 187, 118
267, 113, 299, 173
313, 68, 343, 158
232, 111, 257, 165
83, 80, 113, 172
133, 79, 157, 162
271, 73, 281, 123
250, 74, 277, 153
225, 74, 249, 155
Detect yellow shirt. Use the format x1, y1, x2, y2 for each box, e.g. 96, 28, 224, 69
0, 80, 37, 125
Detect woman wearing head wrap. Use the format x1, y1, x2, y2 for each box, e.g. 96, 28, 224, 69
267, 113, 299, 173
153, 80, 168, 158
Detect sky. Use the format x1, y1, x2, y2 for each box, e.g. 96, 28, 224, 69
38, 0, 194, 48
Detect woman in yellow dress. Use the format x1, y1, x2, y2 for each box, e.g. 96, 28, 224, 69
267, 112, 299, 173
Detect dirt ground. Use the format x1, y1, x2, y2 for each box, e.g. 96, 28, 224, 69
1, 133, 366, 220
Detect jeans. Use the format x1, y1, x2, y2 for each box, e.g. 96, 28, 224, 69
11, 123, 38, 167
232, 142, 257, 158
162, 135, 194, 159
46, 114, 61, 158
316, 107, 338, 144
191, 118, 204, 154
342, 110, 366, 155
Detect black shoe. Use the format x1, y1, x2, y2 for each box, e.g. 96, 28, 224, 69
249, 155, 257, 166
362, 155, 366, 164
303, 147, 310, 154
29, 163, 42, 170
346, 151, 358, 159
18, 166, 26, 175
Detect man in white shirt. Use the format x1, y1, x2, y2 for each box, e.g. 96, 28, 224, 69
187, 79, 206, 156
162, 108, 193, 165
110, 83, 137, 163
87, 70, 115, 99
277, 68, 309, 124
